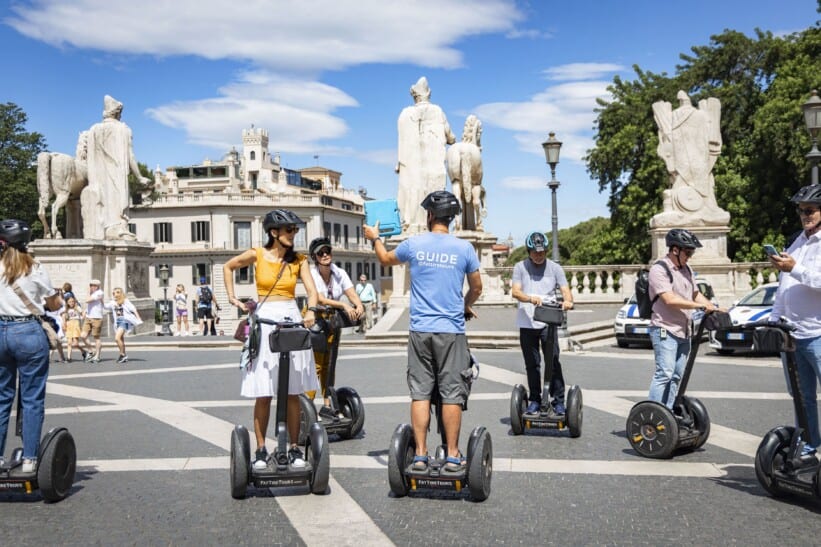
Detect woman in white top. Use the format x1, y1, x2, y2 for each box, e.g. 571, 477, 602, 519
105, 287, 143, 364
0, 220, 62, 472
174, 284, 190, 336
307, 237, 364, 419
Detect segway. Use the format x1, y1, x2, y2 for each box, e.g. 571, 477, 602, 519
753, 320, 821, 501
299, 307, 365, 441
387, 350, 492, 502
626, 310, 730, 458
230, 319, 329, 498
510, 300, 582, 437
0, 380, 76, 502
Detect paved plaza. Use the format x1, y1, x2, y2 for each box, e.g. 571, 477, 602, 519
5, 337, 821, 545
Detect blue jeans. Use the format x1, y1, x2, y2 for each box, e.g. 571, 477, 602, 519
781, 335, 821, 450
0, 319, 50, 459
648, 327, 691, 409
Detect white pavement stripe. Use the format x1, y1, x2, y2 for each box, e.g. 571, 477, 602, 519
477, 362, 769, 459
572, 350, 781, 368
276, 477, 393, 547
77, 454, 749, 479
48, 380, 390, 546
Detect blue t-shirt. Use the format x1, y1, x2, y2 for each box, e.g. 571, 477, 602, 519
395, 232, 481, 334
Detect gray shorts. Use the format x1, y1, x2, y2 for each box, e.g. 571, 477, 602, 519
407, 331, 470, 405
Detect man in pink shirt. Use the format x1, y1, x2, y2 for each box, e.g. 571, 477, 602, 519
648, 229, 721, 408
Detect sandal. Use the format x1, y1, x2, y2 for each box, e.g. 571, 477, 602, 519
444, 454, 466, 473
411, 454, 429, 471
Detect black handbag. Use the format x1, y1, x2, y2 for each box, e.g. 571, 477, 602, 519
269, 323, 312, 353
533, 305, 563, 326
753, 326, 795, 353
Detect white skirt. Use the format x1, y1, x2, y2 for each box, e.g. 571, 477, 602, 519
240, 300, 320, 398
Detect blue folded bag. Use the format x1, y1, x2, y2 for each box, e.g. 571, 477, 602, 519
364, 199, 402, 237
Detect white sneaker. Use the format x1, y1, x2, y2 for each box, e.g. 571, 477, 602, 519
21, 458, 36, 473
288, 446, 306, 468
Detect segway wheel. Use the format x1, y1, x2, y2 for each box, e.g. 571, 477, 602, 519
230, 426, 250, 499
336, 386, 365, 440
626, 401, 679, 459
467, 428, 492, 502
509, 384, 527, 435
566, 385, 583, 438
387, 424, 413, 497
755, 426, 794, 497
308, 423, 330, 495
37, 428, 76, 503
682, 396, 710, 449
298, 394, 318, 445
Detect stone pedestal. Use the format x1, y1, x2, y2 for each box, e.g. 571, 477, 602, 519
385, 230, 504, 307
28, 239, 156, 336
650, 225, 730, 265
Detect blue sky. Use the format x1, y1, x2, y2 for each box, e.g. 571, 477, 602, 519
2, 0, 818, 246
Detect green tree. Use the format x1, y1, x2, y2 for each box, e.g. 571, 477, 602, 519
0, 103, 46, 234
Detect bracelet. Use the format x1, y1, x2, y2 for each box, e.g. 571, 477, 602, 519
308, 306, 319, 312
371, 238, 382, 249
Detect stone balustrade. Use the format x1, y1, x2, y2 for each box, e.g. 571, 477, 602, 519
484, 262, 780, 304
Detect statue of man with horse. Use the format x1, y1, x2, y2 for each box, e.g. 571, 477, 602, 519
37, 131, 89, 239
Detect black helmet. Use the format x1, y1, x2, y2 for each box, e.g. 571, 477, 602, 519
309, 237, 332, 258
263, 209, 304, 231
665, 228, 702, 249
525, 231, 547, 252
0, 219, 32, 252
421, 190, 461, 218
790, 185, 821, 205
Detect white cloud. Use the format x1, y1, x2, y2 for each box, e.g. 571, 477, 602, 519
543, 62, 625, 81
146, 72, 358, 153
473, 77, 613, 163
6, 0, 522, 72
501, 176, 546, 190
505, 28, 552, 40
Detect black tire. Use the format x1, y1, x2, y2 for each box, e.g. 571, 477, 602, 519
309, 423, 330, 495
230, 426, 250, 499
755, 426, 793, 497
37, 428, 76, 503
566, 385, 583, 438
683, 396, 711, 449
387, 424, 413, 497
509, 384, 527, 436
298, 394, 318, 445
336, 386, 365, 440
467, 428, 492, 502
716, 349, 735, 356
626, 401, 679, 459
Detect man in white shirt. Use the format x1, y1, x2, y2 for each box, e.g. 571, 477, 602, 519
80, 279, 104, 362
355, 274, 377, 332
770, 184, 821, 457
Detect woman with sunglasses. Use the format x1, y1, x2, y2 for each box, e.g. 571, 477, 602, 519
223, 209, 320, 470
306, 237, 365, 420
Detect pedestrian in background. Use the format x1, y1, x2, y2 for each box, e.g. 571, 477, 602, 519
80, 279, 104, 362
355, 273, 377, 332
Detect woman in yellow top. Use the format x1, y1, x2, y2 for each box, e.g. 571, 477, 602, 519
223, 209, 320, 470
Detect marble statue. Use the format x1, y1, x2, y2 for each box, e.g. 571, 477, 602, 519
36, 131, 89, 239
651, 90, 730, 227
447, 115, 485, 231
396, 77, 456, 233
83, 95, 151, 240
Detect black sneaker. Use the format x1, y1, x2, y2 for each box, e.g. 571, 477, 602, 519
319, 406, 342, 422
288, 446, 306, 468
116, 354, 128, 364
253, 447, 269, 470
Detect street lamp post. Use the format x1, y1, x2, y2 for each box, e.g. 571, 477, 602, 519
802, 89, 821, 186
541, 132, 563, 263
159, 265, 172, 336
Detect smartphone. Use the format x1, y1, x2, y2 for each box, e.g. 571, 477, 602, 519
763, 244, 779, 257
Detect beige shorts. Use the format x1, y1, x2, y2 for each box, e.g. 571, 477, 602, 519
82, 318, 102, 338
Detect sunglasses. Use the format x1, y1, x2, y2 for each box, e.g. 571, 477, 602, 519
278, 225, 299, 234
796, 207, 820, 216
316, 249, 332, 257
681, 248, 695, 257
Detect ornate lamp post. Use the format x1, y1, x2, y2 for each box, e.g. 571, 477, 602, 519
802, 89, 821, 186
158, 264, 172, 336
541, 132, 563, 263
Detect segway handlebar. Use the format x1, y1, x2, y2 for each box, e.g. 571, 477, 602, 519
744, 318, 797, 333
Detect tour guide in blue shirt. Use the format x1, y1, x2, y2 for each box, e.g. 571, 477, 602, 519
364, 190, 482, 473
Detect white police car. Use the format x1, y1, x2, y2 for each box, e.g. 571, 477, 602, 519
709, 282, 778, 355
614, 279, 716, 348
